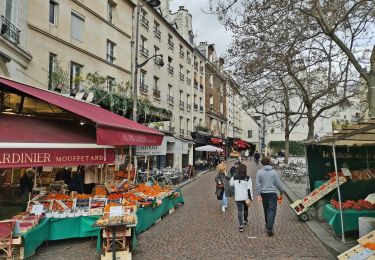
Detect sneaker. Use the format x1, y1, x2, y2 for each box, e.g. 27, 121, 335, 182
244, 220, 248, 225
267, 229, 274, 236
239, 226, 244, 232
222, 206, 226, 212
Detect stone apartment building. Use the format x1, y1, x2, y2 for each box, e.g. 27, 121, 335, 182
0, 0, 32, 80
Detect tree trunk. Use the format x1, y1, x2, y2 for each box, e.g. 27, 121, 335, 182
307, 105, 315, 139
284, 131, 290, 164
367, 72, 375, 118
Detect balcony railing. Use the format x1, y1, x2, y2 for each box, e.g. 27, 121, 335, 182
179, 73, 184, 81
153, 28, 161, 38
200, 106, 204, 113
140, 83, 148, 94
194, 80, 198, 89
168, 65, 174, 74
179, 51, 184, 58
210, 104, 214, 112
179, 100, 185, 109
187, 57, 191, 64
140, 16, 149, 28
140, 46, 149, 57
1, 15, 20, 44
167, 95, 174, 104
179, 129, 184, 135
106, 54, 115, 64
186, 78, 191, 85
153, 88, 160, 98
200, 66, 204, 74
194, 62, 198, 70
187, 104, 191, 112
200, 84, 204, 92
168, 40, 174, 50
194, 103, 198, 111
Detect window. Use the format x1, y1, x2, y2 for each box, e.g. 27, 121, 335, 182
106, 40, 116, 63
5, 0, 15, 22
140, 37, 148, 57
70, 62, 83, 90
140, 9, 149, 29
107, 1, 114, 23
153, 21, 161, 38
49, 1, 58, 25
107, 76, 115, 92
168, 34, 174, 49
248, 130, 253, 138
48, 53, 57, 90
153, 76, 159, 90
186, 118, 190, 132
71, 12, 84, 42
140, 70, 146, 86
209, 95, 214, 111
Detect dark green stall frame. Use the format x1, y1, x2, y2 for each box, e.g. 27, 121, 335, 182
306, 145, 375, 195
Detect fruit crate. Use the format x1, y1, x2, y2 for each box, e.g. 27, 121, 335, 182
290, 176, 347, 222
358, 230, 375, 246
75, 198, 91, 209
337, 244, 375, 260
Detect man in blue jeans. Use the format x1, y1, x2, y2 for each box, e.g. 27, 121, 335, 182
255, 157, 284, 236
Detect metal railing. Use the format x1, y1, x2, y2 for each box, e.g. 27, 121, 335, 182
168, 40, 174, 50
153, 29, 161, 38
187, 104, 191, 111
140, 16, 149, 28
140, 83, 148, 93
179, 73, 184, 81
187, 57, 191, 64
200, 84, 204, 92
179, 51, 184, 58
168, 65, 174, 74
167, 95, 174, 104
1, 15, 20, 44
194, 103, 198, 110
140, 46, 149, 57
194, 80, 198, 88
179, 100, 185, 109
153, 88, 160, 98
186, 78, 191, 85
200, 106, 204, 112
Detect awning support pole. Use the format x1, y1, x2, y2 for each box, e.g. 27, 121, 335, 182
332, 142, 345, 243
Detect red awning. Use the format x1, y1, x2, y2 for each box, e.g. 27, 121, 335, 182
234, 139, 251, 149
0, 77, 163, 146
211, 138, 222, 144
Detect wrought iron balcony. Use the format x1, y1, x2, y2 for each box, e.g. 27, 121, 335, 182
200, 66, 204, 74
179, 129, 184, 135
179, 51, 184, 58
179, 73, 184, 81
200, 106, 204, 113
194, 103, 198, 111
168, 65, 174, 74
200, 84, 204, 92
187, 78, 191, 85
187, 104, 191, 111
194, 80, 198, 89
140, 46, 149, 57
1, 15, 20, 44
168, 40, 174, 50
194, 62, 198, 70
187, 57, 191, 64
140, 16, 149, 28
153, 28, 161, 38
153, 88, 160, 98
179, 100, 185, 109
167, 95, 174, 104
140, 83, 148, 94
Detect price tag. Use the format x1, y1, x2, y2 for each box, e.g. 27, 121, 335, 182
341, 168, 352, 177
31, 204, 44, 215
109, 206, 123, 217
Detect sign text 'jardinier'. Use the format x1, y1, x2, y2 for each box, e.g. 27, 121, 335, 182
0, 148, 115, 168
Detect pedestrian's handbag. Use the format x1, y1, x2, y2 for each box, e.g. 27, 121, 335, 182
216, 181, 224, 189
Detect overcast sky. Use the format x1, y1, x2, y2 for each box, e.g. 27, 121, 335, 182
169, 0, 233, 57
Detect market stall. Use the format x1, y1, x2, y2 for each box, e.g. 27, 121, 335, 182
301, 120, 375, 241
0, 77, 186, 259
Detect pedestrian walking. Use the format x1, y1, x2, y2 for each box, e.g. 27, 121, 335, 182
255, 157, 284, 236
254, 151, 260, 165
215, 161, 233, 212
230, 163, 253, 232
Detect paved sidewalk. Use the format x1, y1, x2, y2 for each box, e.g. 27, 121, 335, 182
276, 167, 356, 256
133, 160, 335, 259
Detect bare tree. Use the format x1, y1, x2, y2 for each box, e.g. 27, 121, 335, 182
209, 0, 363, 140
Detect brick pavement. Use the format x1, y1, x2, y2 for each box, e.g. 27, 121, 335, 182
133, 160, 335, 260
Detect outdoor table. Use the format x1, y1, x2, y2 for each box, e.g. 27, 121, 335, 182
323, 204, 375, 234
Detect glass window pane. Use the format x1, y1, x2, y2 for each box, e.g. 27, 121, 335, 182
49, 2, 55, 24
5, 0, 13, 21
71, 13, 84, 41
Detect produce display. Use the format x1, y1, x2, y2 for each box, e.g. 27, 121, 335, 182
331, 199, 375, 210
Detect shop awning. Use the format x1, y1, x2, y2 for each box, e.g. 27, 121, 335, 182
211, 137, 222, 144
0, 77, 163, 146
234, 139, 251, 149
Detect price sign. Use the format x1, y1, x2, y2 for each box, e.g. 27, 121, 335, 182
109, 206, 123, 217
31, 204, 44, 215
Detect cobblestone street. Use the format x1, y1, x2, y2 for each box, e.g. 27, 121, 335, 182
133, 160, 335, 260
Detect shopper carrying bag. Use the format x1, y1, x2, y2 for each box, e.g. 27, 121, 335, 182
230, 163, 253, 232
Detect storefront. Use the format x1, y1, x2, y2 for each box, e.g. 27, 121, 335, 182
0, 77, 186, 259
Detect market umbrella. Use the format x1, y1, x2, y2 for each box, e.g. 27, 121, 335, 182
195, 145, 223, 152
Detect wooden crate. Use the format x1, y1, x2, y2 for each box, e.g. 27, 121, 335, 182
358, 230, 375, 246
101, 251, 131, 260
338, 244, 375, 260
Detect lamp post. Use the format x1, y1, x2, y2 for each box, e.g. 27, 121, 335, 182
132, 0, 162, 122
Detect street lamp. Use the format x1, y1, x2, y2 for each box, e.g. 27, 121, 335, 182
132, 0, 162, 122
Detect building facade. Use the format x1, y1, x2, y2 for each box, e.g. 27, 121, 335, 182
24, 0, 134, 92
0, 0, 32, 80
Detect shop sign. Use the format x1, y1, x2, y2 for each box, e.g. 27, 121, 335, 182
0, 148, 115, 168
136, 144, 167, 156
